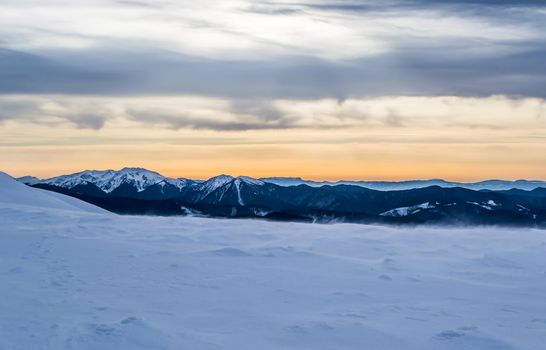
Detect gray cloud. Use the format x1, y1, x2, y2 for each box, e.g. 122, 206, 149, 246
0, 0, 545, 100
384, 109, 405, 127
1, 40, 545, 99
0, 99, 39, 121
126, 109, 296, 131
303, 0, 546, 11
0, 97, 107, 130
74, 114, 106, 130
0, 94, 543, 132
255, 0, 546, 18
230, 100, 287, 122
408, 0, 546, 6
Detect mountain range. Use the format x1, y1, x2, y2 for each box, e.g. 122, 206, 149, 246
261, 177, 546, 191
17, 167, 546, 227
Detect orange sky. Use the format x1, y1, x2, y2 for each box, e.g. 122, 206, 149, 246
1, 1, 546, 181
1, 95, 545, 181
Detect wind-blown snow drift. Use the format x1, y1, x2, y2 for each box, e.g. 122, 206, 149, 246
1, 173, 546, 349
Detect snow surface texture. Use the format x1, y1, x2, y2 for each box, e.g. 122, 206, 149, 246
2, 173, 546, 349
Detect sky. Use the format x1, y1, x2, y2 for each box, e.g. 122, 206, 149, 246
0, 0, 545, 180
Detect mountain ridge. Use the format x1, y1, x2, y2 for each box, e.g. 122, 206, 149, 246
13, 168, 546, 227
18, 167, 546, 193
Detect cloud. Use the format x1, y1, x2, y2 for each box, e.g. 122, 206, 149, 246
0, 95, 544, 132
409, 0, 546, 6
302, 0, 546, 12
126, 109, 296, 131
0, 99, 40, 121
229, 100, 288, 123
0, 96, 109, 130
1, 42, 546, 99
0, 0, 545, 99
74, 114, 106, 130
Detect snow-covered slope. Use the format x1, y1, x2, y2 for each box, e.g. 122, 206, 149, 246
1, 182, 546, 349
192, 175, 266, 203
196, 174, 234, 197
1, 203, 546, 349
0, 171, 106, 213
160, 177, 193, 190
380, 202, 437, 217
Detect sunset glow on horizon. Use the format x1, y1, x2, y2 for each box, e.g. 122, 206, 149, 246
1, 1, 545, 180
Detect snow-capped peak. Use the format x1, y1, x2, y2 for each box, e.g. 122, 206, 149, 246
159, 178, 192, 190
207, 174, 234, 185
234, 176, 265, 186
21, 169, 269, 196
41, 168, 168, 193
192, 175, 265, 203
199, 175, 234, 192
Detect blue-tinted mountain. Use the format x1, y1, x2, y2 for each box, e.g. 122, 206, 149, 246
260, 177, 546, 191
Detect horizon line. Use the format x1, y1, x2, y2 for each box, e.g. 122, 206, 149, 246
10, 167, 546, 184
